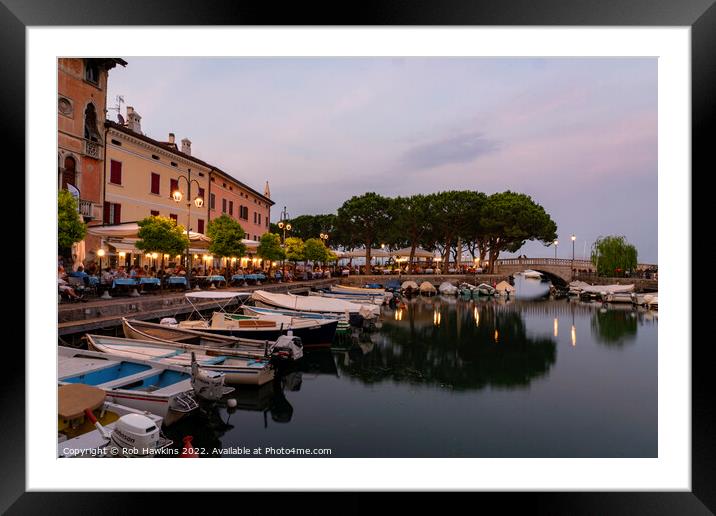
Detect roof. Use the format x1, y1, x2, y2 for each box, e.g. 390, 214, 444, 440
105, 120, 273, 205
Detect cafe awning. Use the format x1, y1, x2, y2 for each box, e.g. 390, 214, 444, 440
392, 247, 436, 259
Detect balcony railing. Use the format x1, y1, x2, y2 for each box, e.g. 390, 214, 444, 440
79, 199, 94, 219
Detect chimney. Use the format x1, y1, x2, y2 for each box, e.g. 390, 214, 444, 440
264, 180, 271, 199
168, 133, 175, 145
126, 106, 142, 134
181, 138, 192, 156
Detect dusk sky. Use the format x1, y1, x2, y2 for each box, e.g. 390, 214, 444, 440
107, 57, 657, 263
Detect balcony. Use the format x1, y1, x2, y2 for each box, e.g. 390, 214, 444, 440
79, 199, 95, 220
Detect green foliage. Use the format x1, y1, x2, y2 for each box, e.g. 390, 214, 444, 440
257, 233, 285, 261
269, 222, 282, 234
206, 215, 247, 259
135, 216, 190, 256
336, 192, 391, 268
591, 235, 638, 276
284, 237, 305, 263
482, 191, 557, 271
288, 214, 337, 241
304, 237, 330, 264
58, 190, 87, 249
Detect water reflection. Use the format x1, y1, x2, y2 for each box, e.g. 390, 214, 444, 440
590, 306, 639, 346
337, 299, 557, 390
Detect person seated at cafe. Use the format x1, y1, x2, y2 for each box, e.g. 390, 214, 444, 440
58, 267, 83, 301
176, 265, 187, 276
134, 266, 145, 278
100, 267, 115, 285
115, 266, 128, 279
69, 265, 89, 279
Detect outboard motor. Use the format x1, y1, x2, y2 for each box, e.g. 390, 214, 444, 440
108, 413, 162, 457
190, 352, 234, 401
270, 334, 304, 361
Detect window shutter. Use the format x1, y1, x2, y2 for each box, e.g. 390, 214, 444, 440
103, 201, 111, 223
113, 203, 121, 224
110, 160, 122, 185
198, 219, 205, 234
151, 173, 160, 194
170, 179, 179, 196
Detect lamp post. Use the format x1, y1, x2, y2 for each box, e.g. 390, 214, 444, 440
277, 206, 291, 281
172, 168, 204, 290
553, 239, 559, 260
320, 231, 329, 275
571, 234, 576, 280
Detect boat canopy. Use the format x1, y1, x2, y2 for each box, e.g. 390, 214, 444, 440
185, 292, 251, 300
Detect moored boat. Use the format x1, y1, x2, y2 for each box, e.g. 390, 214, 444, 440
419, 281, 437, 296
85, 334, 276, 385
438, 282, 458, 295
58, 383, 172, 457
310, 290, 386, 305
474, 283, 496, 296
58, 346, 199, 425
251, 289, 379, 326
242, 305, 352, 335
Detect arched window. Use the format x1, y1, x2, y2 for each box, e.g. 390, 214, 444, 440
83, 103, 101, 142
85, 60, 100, 84
62, 156, 76, 189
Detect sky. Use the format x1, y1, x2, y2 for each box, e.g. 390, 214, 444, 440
107, 57, 657, 263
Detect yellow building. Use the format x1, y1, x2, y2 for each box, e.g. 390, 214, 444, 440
104, 112, 210, 234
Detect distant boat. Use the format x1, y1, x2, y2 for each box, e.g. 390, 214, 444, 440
331, 284, 387, 294
401, 280, 419, 296
474, 283, 496, 296
521, 269, 543, 279
438, 282, 458, 295
419, 281, 437, 296
311, 290, 387, 305
242, 305, 352, 335
495, 281, 515, 296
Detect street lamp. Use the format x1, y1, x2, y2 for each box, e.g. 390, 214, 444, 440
553, 239, 559, 259
96, 248, 105, 273
172, 168, 204, 290
571, 234, 576, 279
277, 206, 291, 281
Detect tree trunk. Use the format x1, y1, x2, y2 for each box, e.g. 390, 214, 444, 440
365, 246, 372, 275
409, 242, 417, 273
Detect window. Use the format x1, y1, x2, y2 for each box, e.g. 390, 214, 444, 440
152, 154, 160, 160
266, 217, 269, 228
170, 179, 179, 197
258, 213, 261, 225
84, 60, 100, 84
104, 202, 121, 224
210, 193, 216, 210
197, 219, 205, 234
229, 201, 233, 216
150, 173, 160, 195
222, 199, 227, 213
83, 103, 101, 142
151, 210, 159, 216
245, 233, 249, 239
253, 212, 257, 224
171, 162, 178, 167
61, 156, 76, 189
109, 160, 122, 185
170, 214, 178, 223
111, 139, 122, 146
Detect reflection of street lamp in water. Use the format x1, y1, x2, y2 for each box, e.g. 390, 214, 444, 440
554, 318, 559, 337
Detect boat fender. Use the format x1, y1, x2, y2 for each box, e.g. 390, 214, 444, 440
180, 435, 199, 458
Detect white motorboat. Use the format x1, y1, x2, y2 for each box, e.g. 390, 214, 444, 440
419, 281, 437, 296
495, 280, 515, 296
438, 282, 458, 295
58, 346, 199, 426
521, 269, 543, 279
58, 383, 172, 457
251, 289, 379, 325
310, 290, 386, 305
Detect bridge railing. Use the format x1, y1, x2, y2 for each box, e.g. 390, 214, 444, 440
495, 258, 657, 270
495, 258, 593, 267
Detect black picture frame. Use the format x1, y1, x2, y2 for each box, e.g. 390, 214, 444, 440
4, 0, 709, 513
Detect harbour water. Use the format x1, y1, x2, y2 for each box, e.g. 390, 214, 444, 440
165, 277, 658, 458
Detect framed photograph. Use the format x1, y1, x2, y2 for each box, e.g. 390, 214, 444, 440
6, 0, 709, 512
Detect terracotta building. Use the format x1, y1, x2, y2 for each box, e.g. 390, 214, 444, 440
208, 169, 272, 242
57, 58, 126, 258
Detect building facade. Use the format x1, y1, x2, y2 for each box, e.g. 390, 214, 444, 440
208, 170, 272, 242
57, 58, 126, 256
104, 115, 211, 233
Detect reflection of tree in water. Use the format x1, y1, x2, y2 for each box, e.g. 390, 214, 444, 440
338, 299, 556, 390
590, 308, 638, 346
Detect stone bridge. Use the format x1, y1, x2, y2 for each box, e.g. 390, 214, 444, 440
494, 258, 656, 286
